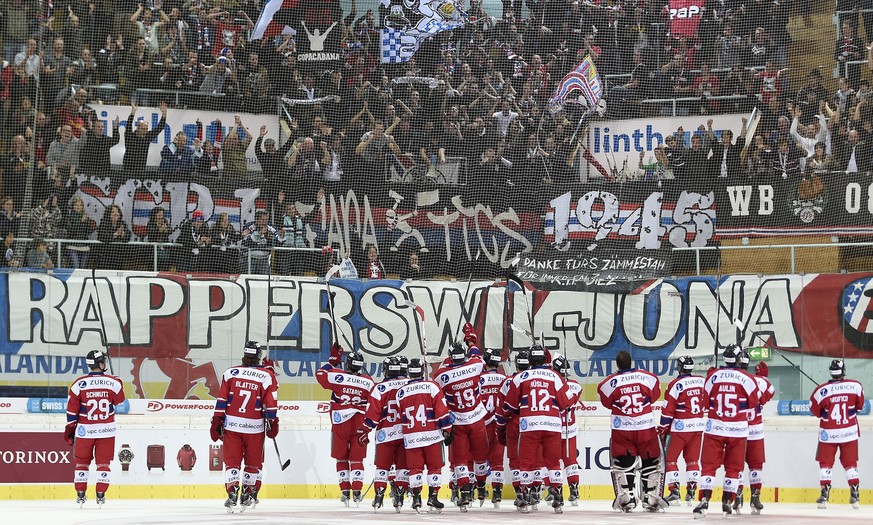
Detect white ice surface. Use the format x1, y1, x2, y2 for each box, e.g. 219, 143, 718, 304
6, 499, 873, 525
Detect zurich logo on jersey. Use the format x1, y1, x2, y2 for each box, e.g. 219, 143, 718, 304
441, 374, 449, 383
521, 372, 529, 380
79, 380, 87, 388
77, 426, 86, 437
333, 413, 342, 423
230, 369, 239, 376
676, 383, 684, 392
378, 384, 386, 393
398, 390, 405, 399
725, 479, 732, 486
612, 417, 621, 429
675, 420, 685, 431
820, 430, 829, 442
706, 420, 713, 432
479, 377, 485, 385
520, 418, 528, 431
377, 430, 386, 443
820, 388, 828, 396
335, 375, 344, 383
609, 378, 617, 388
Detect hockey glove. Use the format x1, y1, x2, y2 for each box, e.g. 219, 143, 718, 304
328, 343, 343, 367
356, 427, 370, 446
462, 322, 478, 347
64, 422, 77, 446
496, 426, 507, 446
442, 428, 454, 446
262, 358, 276, 371
210, 416, 224, 442
265, 418, 279, 439
656, 424, 669, 439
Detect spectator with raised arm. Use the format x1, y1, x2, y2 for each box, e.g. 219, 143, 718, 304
240, 210, 278, 275
221, 115, 253, 181
160, 131, 195, 177
255, 125, 294, 221
123, 101, 168, 179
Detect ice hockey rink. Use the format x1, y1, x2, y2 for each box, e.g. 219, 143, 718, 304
7, 499, 873, 525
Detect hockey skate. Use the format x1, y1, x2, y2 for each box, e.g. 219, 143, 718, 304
693, 497, 709, 519
686, 482, 698, 506
666, 485, 682, 506
249, 490, 259, 508
340, 489, 351, 507
732, 487, 743, 513
450, 484, 460, 505
76, 490, 86, 508
750, 489, 763, 515
411, 488, 423, 513
530, 485, 541, 511
721, 494, 733, 518
373, 487, 385, 510
95, 492, 106, 508
491, 485, 503, 508
644, 492, 670, 513
224, 488, 239, 514
613, 492, 637, 513
353, 490, 363, 505
476, 481, 488, 507
458, 484, 472, 512
427, 487, 444, 514
816, 485, 831, 509
239, 488, 253, 513
550, 486, 564, 514
516, 487, 531, 514
850, 484, 860, 509
389, 481, 396, 499
393, 487, 405, 513
568, 482, 580, 506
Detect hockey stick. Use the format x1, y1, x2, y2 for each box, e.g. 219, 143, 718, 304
404, 299, 431, 378
732, 319, 818, 385
91, 268, 114, 375
452, 251, 481, 342
325, 265, 354, 351
506, 273, 536, 346
509, 323, 534, 341
268, 424, 291, 471
263, 275, 290, 471
559, 320, 570, 458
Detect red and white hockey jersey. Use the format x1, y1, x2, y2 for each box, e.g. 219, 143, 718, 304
214, 365, 279, 434
810, 378, 865, 444
598, 368, 661, 432
434, 356, 487, 426
747, 375, 775, 441
703, 366, 760, 438
396, 379, 453, 449
66, 372, 126, 438
362, 377, 407, 444
660, 373, 707, 433
561, 378, 583, 439
316, 364, 375, 425
502, 366, 574, 434
480, 369, 508, 425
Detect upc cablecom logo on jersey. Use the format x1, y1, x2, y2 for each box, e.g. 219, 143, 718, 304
77, 426, 86, 437
520, 418, 528, 431
820, 430, 829, 442
612, 417, 621, 429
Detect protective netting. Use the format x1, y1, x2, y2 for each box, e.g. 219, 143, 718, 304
2, 1, 873, 401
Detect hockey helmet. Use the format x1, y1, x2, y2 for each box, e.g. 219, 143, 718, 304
407, 358, 425, 379
484, 348, 502, 368
529, 344, 547, 367
398, 356, 409, 375
243, 340, 262, 359
383, 357, 403, 378
345, 351, 365, 374
829, 359, 845, 378
552, 354, 570, 375
448, 341, 467, 365
738, 349, 751, 369
755, 361, 769, 377
722, 344, 740, 365
515, 350, 531, 371
676, 355, 694, 373
85, 350, 107, 369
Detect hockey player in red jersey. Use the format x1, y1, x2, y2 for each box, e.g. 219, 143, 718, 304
65, 350, 126, 508
396, 358, 453, 513
316, 345, 375, 505
658, 355, 706, 506
495, 350, 530, 507
598, 350, 667, 513
552, 354, 583, 505
733, 352, 775, 514
210, 341, 279, 513
357, 357, 409, 511
500, 345, 574, 513
693, 344, 760, 519
434, 340, 489, 510
480, 348, 507, 507
810, 359, 865, 509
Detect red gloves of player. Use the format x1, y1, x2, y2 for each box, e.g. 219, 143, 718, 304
64, 422, 77, 446
262, 358, 276, 371
657, 424, 669, 439
210, 416, 224, 442
356, 427, 370, 446
265, 418, 279, 439
328, 343, 343, 367
442, 428, 454, 446
495, 426, 507, 446
462, 322, 478, 346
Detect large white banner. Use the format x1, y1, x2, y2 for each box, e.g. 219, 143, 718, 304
89, 105, 281, 170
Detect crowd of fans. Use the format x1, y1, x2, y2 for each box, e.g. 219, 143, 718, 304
0, 0, 869, 276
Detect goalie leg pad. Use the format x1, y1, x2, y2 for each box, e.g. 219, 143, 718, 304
641, 457, 669, 510
610, 455, 639, 509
